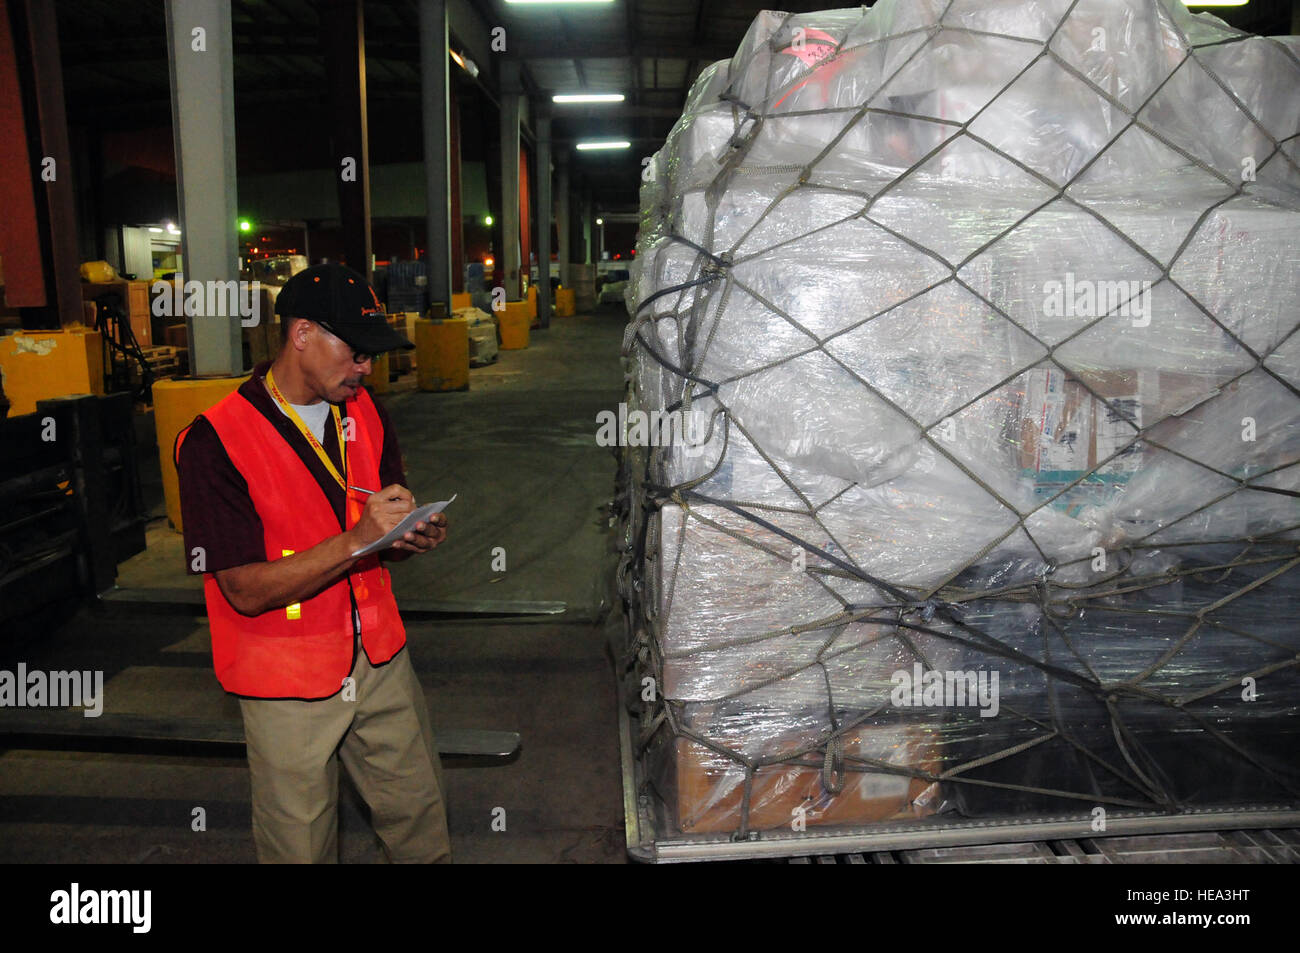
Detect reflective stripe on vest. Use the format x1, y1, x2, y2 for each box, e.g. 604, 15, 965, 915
191, 384, 405, 699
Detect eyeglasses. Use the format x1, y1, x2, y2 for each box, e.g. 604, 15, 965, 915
315, 321, 375, 364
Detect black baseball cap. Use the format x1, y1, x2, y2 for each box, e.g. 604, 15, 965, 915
274, 263, 414, 354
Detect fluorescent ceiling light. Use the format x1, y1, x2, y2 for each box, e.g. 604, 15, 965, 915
505, 1, 614, 5
147, 227, 163, 233
554, 93, 625, 104
576, 140, 630, 150
1181, 0, 1247, 5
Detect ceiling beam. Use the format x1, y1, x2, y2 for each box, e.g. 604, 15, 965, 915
684, 0, 709, 108
692, 0, 708, 44
510, 39, 733, 61
61, 35, 733, 68
262, 0, 305, 25
626, 0, 639, 144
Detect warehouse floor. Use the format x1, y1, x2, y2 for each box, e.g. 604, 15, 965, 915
0, 308, 630, 864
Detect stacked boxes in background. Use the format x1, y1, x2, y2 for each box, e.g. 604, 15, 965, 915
386, 260, 429, 316
623, 0, 1300, 838
389, 313, 415, 376
570, 264, 598, 313
453, 307, 500, 367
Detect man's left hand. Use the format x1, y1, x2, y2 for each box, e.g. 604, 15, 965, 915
390, 512, 447, 555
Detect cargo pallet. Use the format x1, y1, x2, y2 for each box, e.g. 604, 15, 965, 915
615, 620, 1300, 864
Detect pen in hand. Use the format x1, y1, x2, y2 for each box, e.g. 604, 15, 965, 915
349, 485, 415, 504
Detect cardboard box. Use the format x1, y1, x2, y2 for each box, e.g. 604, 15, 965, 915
1018, 367, 1093, 476
675, 724, 936, 834
1017, 366, 1225, 509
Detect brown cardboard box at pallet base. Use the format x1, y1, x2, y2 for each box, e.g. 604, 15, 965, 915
675, 728, 937, 834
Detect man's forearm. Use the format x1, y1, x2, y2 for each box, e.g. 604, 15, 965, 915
216, 528, 363, 616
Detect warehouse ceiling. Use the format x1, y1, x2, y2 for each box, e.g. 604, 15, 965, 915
53, 0, 1299, 215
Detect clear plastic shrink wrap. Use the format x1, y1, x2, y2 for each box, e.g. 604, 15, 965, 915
618, 0, 1300, 839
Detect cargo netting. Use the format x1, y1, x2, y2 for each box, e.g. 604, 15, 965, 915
618, 0, 1300, 843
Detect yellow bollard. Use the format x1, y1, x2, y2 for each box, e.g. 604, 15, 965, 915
555, 288, 576, 317
415, 317, 469, 391
154, 375, 249, 532
499, 302, 531, 349
364, 352, 391, 393
0, 329, 105, 417
451, 292, 472, 310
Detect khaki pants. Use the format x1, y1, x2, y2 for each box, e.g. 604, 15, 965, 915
238, 640, 451, 863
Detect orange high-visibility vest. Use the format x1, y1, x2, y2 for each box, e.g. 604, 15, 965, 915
177, 384, 405, 699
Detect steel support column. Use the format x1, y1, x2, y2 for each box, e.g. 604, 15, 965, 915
535, 109, 552, 329
321, 0, 372, 280
165, 0, 241, 376
419, 0, 453, 313
499, 60, 522, 300
556, 153, 571, 289
581, 185, 593, 265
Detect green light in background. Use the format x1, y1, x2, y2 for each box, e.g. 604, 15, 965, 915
484, 215, 494, 226
239, 219, 252, 232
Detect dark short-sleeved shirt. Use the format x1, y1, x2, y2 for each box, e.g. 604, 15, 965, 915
176, 360, 407, 574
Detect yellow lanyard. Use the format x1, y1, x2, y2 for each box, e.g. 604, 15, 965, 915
265, 367, 347, 492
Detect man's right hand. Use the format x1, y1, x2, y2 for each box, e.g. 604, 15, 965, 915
348, 484, 415, 551
214, 484, 416, 617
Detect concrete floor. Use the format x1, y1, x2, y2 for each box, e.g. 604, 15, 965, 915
0, 308, 631, 864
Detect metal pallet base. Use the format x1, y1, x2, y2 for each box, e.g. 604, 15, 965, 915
783, 828, 1300, 863
616, 660, 1300, 863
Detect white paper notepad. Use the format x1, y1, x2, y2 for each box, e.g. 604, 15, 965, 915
351, 494, 457, 557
